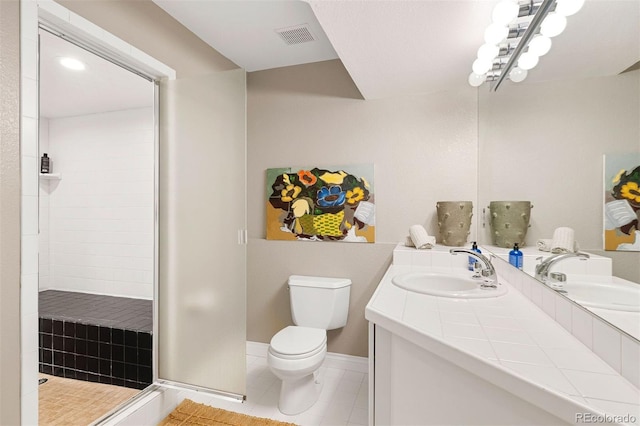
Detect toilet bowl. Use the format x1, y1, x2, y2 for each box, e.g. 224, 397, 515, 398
267, 275, 351, 415
268, 326, 327, 415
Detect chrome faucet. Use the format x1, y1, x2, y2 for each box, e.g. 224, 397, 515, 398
450, 248, 497, 288
535, 252, 590, 290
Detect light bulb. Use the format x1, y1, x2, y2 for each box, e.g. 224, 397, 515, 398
555, 0, 585, 16
477, 44, 499, 61
528, 35, 552, 56
468, 72, 487, 87
472, 58, 493, 75
484, 23, 508, 45
59, 57, 85, 71
492, 0, 519, 26
540, 13, 567, 37
509, 67, 528, 83
518, 52, 539, 70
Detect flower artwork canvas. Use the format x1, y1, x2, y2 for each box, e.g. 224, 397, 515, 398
266, 165, 375, 242
604, 154, 640, 251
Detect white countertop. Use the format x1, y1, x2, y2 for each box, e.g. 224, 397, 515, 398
366, 259, 640, 425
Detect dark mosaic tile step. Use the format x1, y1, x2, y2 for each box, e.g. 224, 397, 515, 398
38, 290, 153, 390
39, 290, 152, 332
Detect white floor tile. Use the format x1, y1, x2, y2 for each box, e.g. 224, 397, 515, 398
261, 358, 366, 425
341, 370, 365, 384
321, 400, 356, 424
118, 350, 368, 426
348, 407, 368, 425
335, 378, 362, 395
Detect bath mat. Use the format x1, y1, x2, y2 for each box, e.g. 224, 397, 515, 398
158, 399, 297, 426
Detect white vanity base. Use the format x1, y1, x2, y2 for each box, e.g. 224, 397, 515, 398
372, 325, 569, 425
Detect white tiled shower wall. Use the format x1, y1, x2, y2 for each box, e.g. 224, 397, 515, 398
44, 108, 155, 299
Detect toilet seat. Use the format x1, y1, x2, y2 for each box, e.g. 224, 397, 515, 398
269, 326, 326, 360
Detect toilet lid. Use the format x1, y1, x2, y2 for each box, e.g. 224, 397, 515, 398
270, 326, 326, 356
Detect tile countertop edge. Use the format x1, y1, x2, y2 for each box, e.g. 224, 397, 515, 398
365, 276, 622, 425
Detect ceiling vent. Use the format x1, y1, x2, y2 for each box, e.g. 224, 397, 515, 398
275, 24, 315, 45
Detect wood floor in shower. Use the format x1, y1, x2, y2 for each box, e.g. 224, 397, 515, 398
38, 374, 139, 425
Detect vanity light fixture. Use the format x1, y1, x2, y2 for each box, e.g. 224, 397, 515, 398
468, 0, 585, 91
59, 57, 86, 71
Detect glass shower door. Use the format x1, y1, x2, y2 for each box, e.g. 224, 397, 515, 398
157, 69, 247, 396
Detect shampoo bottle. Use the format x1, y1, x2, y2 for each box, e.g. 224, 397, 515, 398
468, 241, 481, 271
509, 243, 523, 270
40, 153, 50, 174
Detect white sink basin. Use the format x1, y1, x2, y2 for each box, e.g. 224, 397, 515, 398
562, 281, 640, 312
392, 272, 507, 299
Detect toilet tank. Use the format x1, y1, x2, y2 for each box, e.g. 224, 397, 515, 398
288, 275, 351, 330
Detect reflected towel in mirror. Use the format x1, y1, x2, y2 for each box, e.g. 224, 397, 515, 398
537, 237, 580, 252
550, 227, 578, 253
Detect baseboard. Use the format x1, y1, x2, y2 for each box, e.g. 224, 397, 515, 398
246, 341, 368, 374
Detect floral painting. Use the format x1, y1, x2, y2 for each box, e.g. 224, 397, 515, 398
604, 154, 640, 251
266, 165, 375, 242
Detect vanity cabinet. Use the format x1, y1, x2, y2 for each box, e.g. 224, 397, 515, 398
369, 323, 569, 426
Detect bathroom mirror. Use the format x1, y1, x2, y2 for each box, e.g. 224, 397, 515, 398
476, 0, 639, 340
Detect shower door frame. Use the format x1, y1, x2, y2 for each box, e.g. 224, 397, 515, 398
36, 12, 164, 406
29, 3, 246, 422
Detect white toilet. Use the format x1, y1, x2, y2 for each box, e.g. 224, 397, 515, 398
267, 275, 351, 415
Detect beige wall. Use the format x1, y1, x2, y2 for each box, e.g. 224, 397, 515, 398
478, 72, 640, 283
0, 0, 22, 423
247, 60, 479, 357
58, 0, 239, 77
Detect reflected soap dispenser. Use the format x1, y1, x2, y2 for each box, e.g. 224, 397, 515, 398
509, 243, 523, 270
468, 241, 481, 271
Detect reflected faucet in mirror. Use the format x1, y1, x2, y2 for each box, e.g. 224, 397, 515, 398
450, 249, 497, 288
535, 252, 590, 291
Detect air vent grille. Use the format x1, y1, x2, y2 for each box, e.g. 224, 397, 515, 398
276, 25, 315, 45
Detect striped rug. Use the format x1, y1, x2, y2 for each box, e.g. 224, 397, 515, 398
158, 398, 297, 426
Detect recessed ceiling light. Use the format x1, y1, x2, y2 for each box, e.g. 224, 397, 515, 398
59, 57, 85, 71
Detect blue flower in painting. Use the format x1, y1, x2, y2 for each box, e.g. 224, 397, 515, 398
317, 186, 346, 208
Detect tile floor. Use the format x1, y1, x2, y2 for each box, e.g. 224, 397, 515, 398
167, 354, 368, 426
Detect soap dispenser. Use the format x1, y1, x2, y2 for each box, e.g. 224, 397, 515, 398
40, 153, 50, 174
468, 241, 482, 271
509, 243, 523, 270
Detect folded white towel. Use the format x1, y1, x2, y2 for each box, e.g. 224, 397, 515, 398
537, 239, 552, 252
409, 225, 435, 249
551, 227, 576, 253
538, 237, 580, 252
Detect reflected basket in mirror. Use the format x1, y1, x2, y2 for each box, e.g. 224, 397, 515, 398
489, 201, 532, 247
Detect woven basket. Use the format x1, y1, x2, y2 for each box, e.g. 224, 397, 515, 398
299, 211, 345, 236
